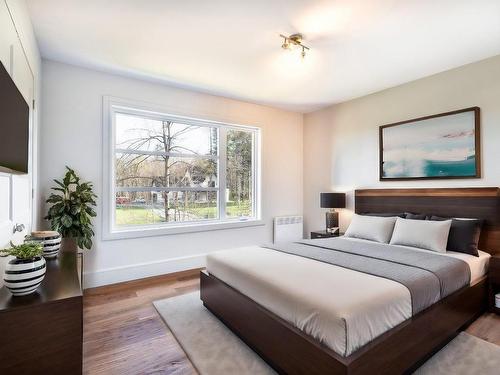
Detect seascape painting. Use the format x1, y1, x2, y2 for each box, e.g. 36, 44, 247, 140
380, 108, 479, 180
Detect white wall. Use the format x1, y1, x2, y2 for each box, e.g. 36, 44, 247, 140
0, 0, 41, 247
303, 55, 500, 235
40, 60, 303, 287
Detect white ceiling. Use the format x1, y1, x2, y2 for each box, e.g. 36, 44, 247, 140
27, 0, 500, 112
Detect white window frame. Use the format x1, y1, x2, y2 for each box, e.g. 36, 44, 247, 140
102, 96, 262, 240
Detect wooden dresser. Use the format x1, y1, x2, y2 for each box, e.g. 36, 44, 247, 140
0, 244, 83, 374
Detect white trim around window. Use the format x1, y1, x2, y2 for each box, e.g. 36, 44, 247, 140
102, 96, 262, 240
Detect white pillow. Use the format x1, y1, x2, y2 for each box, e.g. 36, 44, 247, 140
344, 214, 397, 243
389, 217, 452, 253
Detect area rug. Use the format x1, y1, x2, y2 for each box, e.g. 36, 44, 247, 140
154, 293, 500, 375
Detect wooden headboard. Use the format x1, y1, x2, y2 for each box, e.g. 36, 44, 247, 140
355, 187, 500, 255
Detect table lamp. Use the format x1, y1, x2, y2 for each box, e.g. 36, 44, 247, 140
320, 192, 346, 233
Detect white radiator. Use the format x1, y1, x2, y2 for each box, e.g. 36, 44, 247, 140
273, 215, 303, 243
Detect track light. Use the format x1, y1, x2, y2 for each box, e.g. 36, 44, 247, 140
280, 33, 310, 58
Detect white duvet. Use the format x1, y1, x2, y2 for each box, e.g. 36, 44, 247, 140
206, 238, 489, 357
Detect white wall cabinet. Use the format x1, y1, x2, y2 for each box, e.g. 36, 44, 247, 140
0, 0, 34, 245
0, 1, 16, 74
0, 174, 11, 248
12, 37, 33, 104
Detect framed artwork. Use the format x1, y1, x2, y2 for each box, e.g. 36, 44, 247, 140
379, 107, 480, 180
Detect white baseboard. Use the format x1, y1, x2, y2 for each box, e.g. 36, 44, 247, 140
83, 253, 207, 288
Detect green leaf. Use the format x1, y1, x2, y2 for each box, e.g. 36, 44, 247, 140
53, 179, 66, 189
83, 238, 92, 249
46, 194, 63, 203
61, 214, 73, 228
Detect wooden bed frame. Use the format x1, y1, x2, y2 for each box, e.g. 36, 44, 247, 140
200, 187, 499, 374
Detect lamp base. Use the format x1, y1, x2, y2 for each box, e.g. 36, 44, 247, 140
325, 211, 339, 232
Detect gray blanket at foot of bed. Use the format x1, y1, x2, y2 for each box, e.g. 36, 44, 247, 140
264, 237, 470, 314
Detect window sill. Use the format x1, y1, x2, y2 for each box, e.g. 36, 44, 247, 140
102, 219, 265, 241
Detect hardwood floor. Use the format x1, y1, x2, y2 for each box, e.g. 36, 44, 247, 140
466, 312, 500, 345
83, 269, 201, 375
84, 269, 500, 374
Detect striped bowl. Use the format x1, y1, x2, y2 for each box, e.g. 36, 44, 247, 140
3, 256, 46, 296
26, 231, 61, 259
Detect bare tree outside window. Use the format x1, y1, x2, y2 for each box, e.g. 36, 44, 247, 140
226, 129, 253, 217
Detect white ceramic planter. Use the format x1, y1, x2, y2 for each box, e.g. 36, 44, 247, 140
3, 256, 46, 296
26, 231, 62, 259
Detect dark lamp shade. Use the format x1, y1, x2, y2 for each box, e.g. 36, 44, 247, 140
320, 192, 346, 209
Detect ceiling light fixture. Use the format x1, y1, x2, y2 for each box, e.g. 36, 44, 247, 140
280, 33, 310, 58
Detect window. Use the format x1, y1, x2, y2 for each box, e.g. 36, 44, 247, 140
103, 98, 260, 238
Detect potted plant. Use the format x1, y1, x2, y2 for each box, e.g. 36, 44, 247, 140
45, 166, 97, 251
1, 242, 45, 296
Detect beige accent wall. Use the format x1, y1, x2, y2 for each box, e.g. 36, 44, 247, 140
303, 55, 500, 235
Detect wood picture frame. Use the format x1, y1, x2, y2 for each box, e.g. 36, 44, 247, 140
379, 107, 481, 181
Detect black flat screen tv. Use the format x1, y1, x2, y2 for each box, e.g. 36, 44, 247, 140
0, 61, 29, 173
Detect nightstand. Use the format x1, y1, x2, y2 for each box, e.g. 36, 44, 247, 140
489, 255, 500, 314
310, 230, 343, 239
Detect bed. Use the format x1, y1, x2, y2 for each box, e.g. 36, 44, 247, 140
200, 188, 500, 374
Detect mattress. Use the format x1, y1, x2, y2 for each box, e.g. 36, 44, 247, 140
206, 239, 490, 357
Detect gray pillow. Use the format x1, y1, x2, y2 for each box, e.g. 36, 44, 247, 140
404, 212, 428, 220
363, 212, 406, 218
